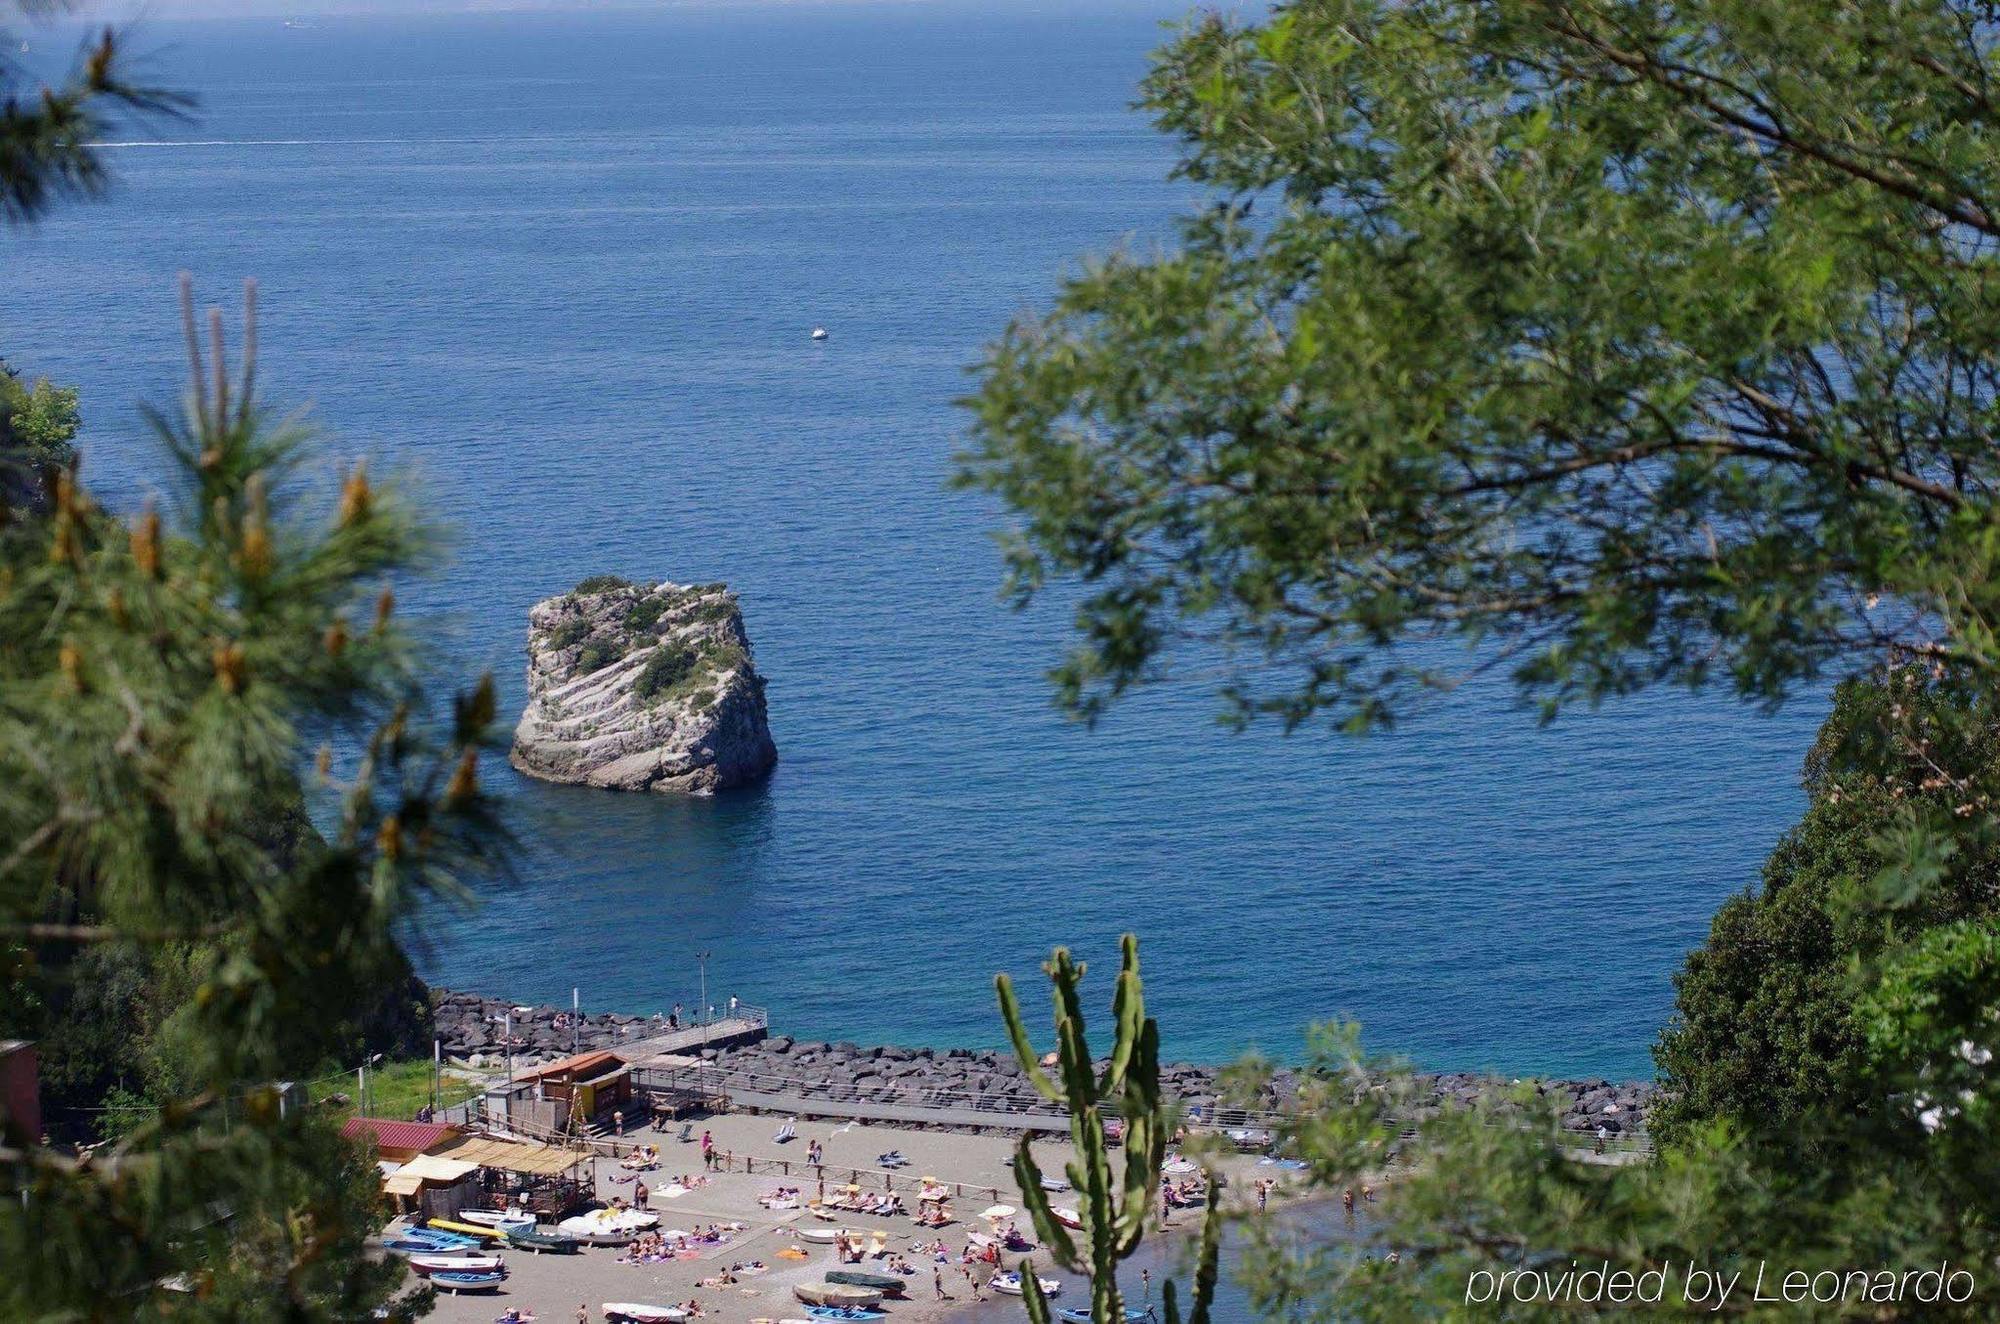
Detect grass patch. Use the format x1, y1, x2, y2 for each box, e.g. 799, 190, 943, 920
325, 1059, 484, 1125
576, 638, 627, 674
548, 618, 591, 650
571, 574, 630, 595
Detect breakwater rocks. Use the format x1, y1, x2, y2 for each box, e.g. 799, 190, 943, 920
430, 990, 1654, 1136
432, 989, 677, 1065
699, 1035, 1654, 1138
509, 577, 777, 795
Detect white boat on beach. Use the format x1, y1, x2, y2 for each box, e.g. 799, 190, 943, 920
1049, 1206, 1083, 1230
989, 1270, 1063, 1297
795, 1225, 869, 1244
459, 1209, 534, 1231
603, 1303, 689, 1323
793, 1282, 883, 1307
558, 1208, 659, 1243
408, 1252, 505, 1274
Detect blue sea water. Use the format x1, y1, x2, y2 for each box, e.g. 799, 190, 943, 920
9, 2, 1824, 1081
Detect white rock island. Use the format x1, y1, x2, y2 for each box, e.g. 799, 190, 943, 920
509, 577, 777, 794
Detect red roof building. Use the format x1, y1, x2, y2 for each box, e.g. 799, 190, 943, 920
340, 1116, 460, 1162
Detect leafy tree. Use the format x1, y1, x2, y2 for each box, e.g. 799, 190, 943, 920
0, 281, 505, 1319
961, 0, 2000, 732
964, 1, 2000, 1318
2, 2, 179, 223
1654, 674, 2000, 1149
0, 362, 81, 509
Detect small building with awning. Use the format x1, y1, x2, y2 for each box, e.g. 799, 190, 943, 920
433, 1134, 594, 1217
379, 1151, 482, 1221
484, 1050, 634, 1137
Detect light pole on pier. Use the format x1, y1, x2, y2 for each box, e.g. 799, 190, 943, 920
697, 950, 711, 1051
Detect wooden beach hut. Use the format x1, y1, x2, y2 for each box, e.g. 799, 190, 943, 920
436, 1134, 595, 1218
489, 1050, 634, 1136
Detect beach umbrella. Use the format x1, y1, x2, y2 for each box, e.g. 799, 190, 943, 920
980, 1204, 1015, 1220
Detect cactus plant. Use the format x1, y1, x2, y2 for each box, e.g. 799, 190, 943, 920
996, 934, 1221, 1324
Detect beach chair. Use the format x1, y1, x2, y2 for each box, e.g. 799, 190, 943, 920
773, 1120, 796, 1144
675, 1122, 693, 1143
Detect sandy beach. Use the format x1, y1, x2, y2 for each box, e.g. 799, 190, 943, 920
411, 1111, 1301, 1324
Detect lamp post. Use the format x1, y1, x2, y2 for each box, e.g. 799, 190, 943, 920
697, 950, 711, 1051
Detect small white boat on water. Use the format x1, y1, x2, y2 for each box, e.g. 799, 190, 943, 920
989, 1270, 1063, 1297
810, 326, 829, 341
602, 1303, 689, 1323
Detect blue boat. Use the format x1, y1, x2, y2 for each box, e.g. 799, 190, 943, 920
431, 1270, 505, 1293
386, 1233, 479, 1254
804, 1309, 885, 1322
1058, 1310, 1151, 1323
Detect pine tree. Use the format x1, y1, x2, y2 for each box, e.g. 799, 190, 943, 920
0, 279, 506, 1319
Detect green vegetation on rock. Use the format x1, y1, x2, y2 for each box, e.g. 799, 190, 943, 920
575, 637, 627, 675
633, 641, 702, 704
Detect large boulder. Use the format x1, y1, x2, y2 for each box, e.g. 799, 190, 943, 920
510, 577, 778, 794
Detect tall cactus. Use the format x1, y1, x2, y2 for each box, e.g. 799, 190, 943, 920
996, 934, 1220, 1324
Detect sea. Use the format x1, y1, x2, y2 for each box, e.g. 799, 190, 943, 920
7, 1, 1825, 1083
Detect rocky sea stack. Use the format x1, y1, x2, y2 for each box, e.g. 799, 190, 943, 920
509, 576, 777, 794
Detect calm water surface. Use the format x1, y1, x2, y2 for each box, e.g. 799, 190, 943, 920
8, 3, 1823, 1078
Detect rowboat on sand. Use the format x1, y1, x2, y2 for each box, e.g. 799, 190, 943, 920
792, 1281, 883, 1308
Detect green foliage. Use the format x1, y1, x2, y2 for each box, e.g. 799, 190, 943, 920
0, 281, 507, 1319
0, 362, 81, 511
1, 8, 185, 223
548, 617, 591, 651
996, 935, 1219, 1324
1656, 675, 2000, 1147
571, 573, 629, 595
575, 637, 627, 674
1231, 1016, 2000, 1321
633, 641, 701, 703
960, 0, 2000, 731
959, 6, 2000, 1319
624, 593, 667, 634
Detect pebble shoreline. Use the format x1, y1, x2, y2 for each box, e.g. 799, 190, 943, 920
431, 988, 1657, 1137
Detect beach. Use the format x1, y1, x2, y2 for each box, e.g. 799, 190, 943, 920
411, 1110, 1306, 1324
